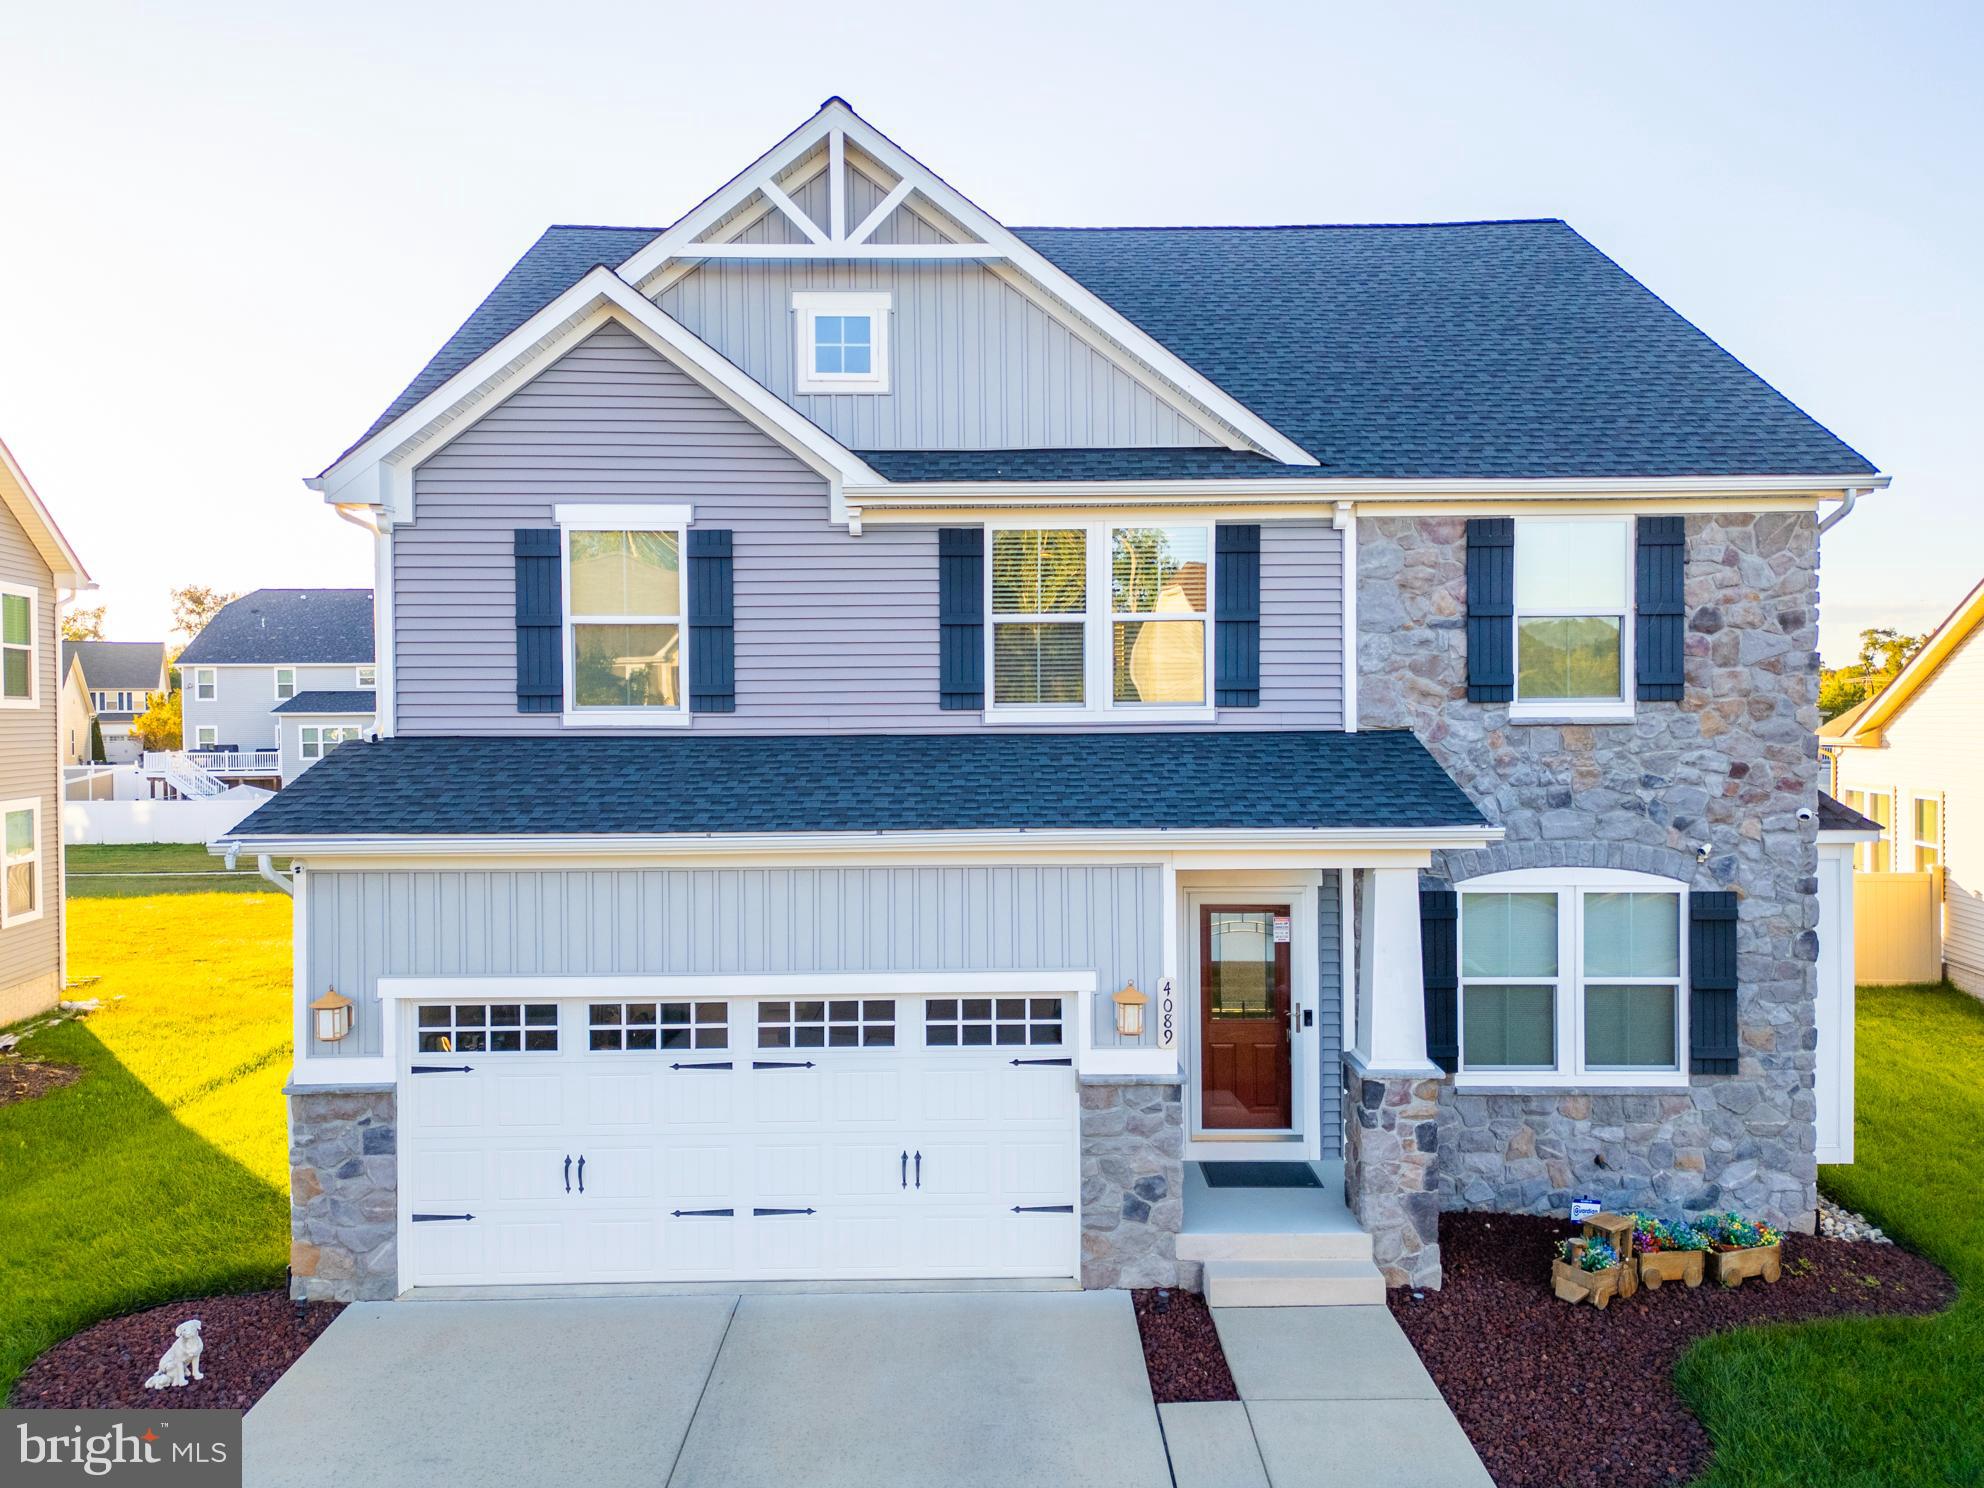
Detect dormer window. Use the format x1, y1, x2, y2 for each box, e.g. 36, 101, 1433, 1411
793, 292, 891, 395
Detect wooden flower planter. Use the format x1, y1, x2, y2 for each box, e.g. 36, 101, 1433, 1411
1552, 1256, 1625, 1308
1709, 1243, 1782, 1288
1638, 1250, 1706, 1289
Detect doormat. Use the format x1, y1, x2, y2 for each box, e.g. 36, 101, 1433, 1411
1201, 1162, 1323, 1189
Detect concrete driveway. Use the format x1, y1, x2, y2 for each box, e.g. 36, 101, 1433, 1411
244, 1291, 1171, 1488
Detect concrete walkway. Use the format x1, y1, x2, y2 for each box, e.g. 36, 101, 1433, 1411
1159, 1305, 1493, 1488
244, 1291, 1171, 1488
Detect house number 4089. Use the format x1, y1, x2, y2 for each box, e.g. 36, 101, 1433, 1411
1157, 976, 1176, 1049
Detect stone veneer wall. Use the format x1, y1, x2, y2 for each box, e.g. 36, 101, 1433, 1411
289, 1087, 398, 1301
1080, 1078, 1184, 1289
1342, 1066, 1443, 1288
1359, 512, 1822, 1233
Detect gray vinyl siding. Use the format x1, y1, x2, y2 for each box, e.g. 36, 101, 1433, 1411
306, 863, 1163, 1060
184, 665, 362, 752
396, 323, 1344, 735
0, 500, 58, 1012
1318, 870, 1342, 1159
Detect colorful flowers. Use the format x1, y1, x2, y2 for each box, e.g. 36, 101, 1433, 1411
1556, 1237, 1621, 1272
1697, 1211, 1782, 1251
1630, 1212, 1713, 1253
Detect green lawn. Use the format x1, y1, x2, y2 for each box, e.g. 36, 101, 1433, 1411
0, 888, 293, 1398
65, 843, 289, 898
1676, 982, 1984, 1487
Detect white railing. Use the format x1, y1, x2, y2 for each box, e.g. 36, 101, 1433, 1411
139, 751, 229, 800
144, 749, 280, 776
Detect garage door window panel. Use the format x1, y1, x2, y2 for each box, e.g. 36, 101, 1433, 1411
417, 1003, 558, 1054
925, 996, 1064, 1047
759, 999, 896, 1049
590, 1001, 728, 1052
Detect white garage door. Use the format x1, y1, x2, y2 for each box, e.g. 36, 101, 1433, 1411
400, 992, 1079, 1288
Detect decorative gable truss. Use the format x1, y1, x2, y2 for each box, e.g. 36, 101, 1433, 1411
620, 98, 1317, 470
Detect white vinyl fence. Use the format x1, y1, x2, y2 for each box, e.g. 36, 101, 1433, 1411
63, 785, 273, 845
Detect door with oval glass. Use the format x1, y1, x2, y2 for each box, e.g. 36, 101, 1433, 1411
1198, 904, 1293, 1129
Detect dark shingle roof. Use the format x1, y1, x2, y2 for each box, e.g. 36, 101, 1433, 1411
224, 731, 1486, 841
335, 219, 1873, 481
1818, 792, 1880, 833
177, 590, 374, 666
273, 690, 377, 716
63, 640, 166, 692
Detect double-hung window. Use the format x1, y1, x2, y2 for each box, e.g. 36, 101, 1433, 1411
1862, 790, 1894, 872
192, 668, 216, 701
792, 291, 891, 394
1457, 869, 1685, 1086
988, 521, 1213, 718
195, 726, 217, 750
1511, 518, 1633, 721
1, 799, 40, 926
273, 667, 296, 701
300, 724, 362, 760
0, 585, 34, 706
557, 505, 690, 724
1913, 795, 1942, 872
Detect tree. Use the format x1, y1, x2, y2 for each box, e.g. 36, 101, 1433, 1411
129, 689, 182, 752
1819, 626, 1930, 722
61, 604, 108, 641
88, 718, 105, 764
170, 584, 238, 639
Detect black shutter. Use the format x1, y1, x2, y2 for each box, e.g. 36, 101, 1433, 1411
938, 528, 984, 711
514, 529, 562, 714
1689, 891, 1739, 1074
1636, 516, 1686, 701
1465, 518, 1514, 702
687, 529, 735, 713
1421, 887, 1459, 1074
1214, 524, 1261, 708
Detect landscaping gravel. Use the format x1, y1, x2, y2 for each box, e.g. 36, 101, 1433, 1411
1818, 1194, 1893, 1244
1389, 1212, 1955, 1488
1133, 1287, 1239, 1403
11, 1291, 343, 1411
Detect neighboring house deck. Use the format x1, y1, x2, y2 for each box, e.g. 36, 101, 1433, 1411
62, 638, 167, 765
0, 436, 93, 1025
218, 99, 1880, 1308
1822, 577, 1984, 994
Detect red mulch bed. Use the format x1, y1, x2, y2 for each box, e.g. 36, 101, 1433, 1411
12, 1291, 345, 1411
1389, 1213, 1956, 1488
1133, 1286, 1239, 1402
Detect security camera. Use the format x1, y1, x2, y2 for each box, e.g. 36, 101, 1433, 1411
1695, 842, 1713, 864
367, 729, 381, 744
1796, 807, 1815, 823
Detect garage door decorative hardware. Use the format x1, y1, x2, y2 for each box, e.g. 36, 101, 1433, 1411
753, 1207, 817, 1217
412, 1212, 476, 1223
1009, 1056, 1072, 1066
752, 1059, 816, 1069
410, 1064, 474, 1074
577, 1156, 585, 1193
914, 1150, 922, 1188
1012, 1205, 1075, 1214
669, 1061, 734, 1070
563, 1155, 571, 1192
671, 1208, 735, 1218
900, 1150, 909, 1188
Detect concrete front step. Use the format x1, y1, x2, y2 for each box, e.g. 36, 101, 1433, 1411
1177, 1228, 1375, 1264
1202, 1259, 1387, 1307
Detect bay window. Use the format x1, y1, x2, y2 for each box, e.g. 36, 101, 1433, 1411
1457, 869, 1684, 1085
1512, 518, 1632, 720
988, 521, 1213, 717
557, 505, 690, 723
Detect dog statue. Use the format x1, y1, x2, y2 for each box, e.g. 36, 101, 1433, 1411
142, 1319, 204, 1389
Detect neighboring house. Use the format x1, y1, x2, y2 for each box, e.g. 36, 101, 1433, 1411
274, 690, 376, 783
0, 437, 93, 1025
173, 589, 374, 789
220, 99, 1881, 1305
63, 639, 167, 764
58, 649, 93, 766
1821, 576, 1984, 994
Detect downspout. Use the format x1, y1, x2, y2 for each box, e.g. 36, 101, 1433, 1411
222, 845, 293, 897
1818, 487, 1864, 536
334, 504, 393, 736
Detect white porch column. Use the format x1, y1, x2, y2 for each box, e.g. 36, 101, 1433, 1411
1351, 866, 1440, 1077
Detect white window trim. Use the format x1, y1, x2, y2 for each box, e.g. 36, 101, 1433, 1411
0, 797, 43, 928
194, 726, 217, 749
0, 583, 36, 710
357, 665, 377, 689
984, 519, 1217, 724
1910, 791, 1943, 872
555, 504, 696, 728
1858, 788, 1895, 873
1454, 866, 1688, 1089
792, 290, 892, 395
193, 667, 216, 701
1507, 515, 1636, 724
273, 667, 296, 701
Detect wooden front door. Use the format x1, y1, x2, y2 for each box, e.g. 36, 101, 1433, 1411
1198, 904, 1293, 1130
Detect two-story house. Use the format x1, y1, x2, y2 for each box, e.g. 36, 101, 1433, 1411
174, 589, 375, 789
0, 437, 92, 1025
62, 639, 167, 764
220, 100, 1881, 1305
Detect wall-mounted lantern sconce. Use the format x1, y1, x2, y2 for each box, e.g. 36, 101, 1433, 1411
1112, 980, 1148, 1040
310, 987, 354, 1043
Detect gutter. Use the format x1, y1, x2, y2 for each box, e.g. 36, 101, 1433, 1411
222, 845, 294, 896
1817, 485, 1869, 535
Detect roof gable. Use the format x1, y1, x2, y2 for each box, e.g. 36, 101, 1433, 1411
0, 436, 90, 587
64, 640, 166, 691
1831, 576, 1984, 742
177, 589, 375, 666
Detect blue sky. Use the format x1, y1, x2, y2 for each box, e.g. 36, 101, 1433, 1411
0, 0, 1976, 657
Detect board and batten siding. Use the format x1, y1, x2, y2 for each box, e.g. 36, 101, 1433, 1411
395, 323, 1344, 734
305, 863, 1163, 1060
0, 495, 59, 1023
1832, 622, 1984, 997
